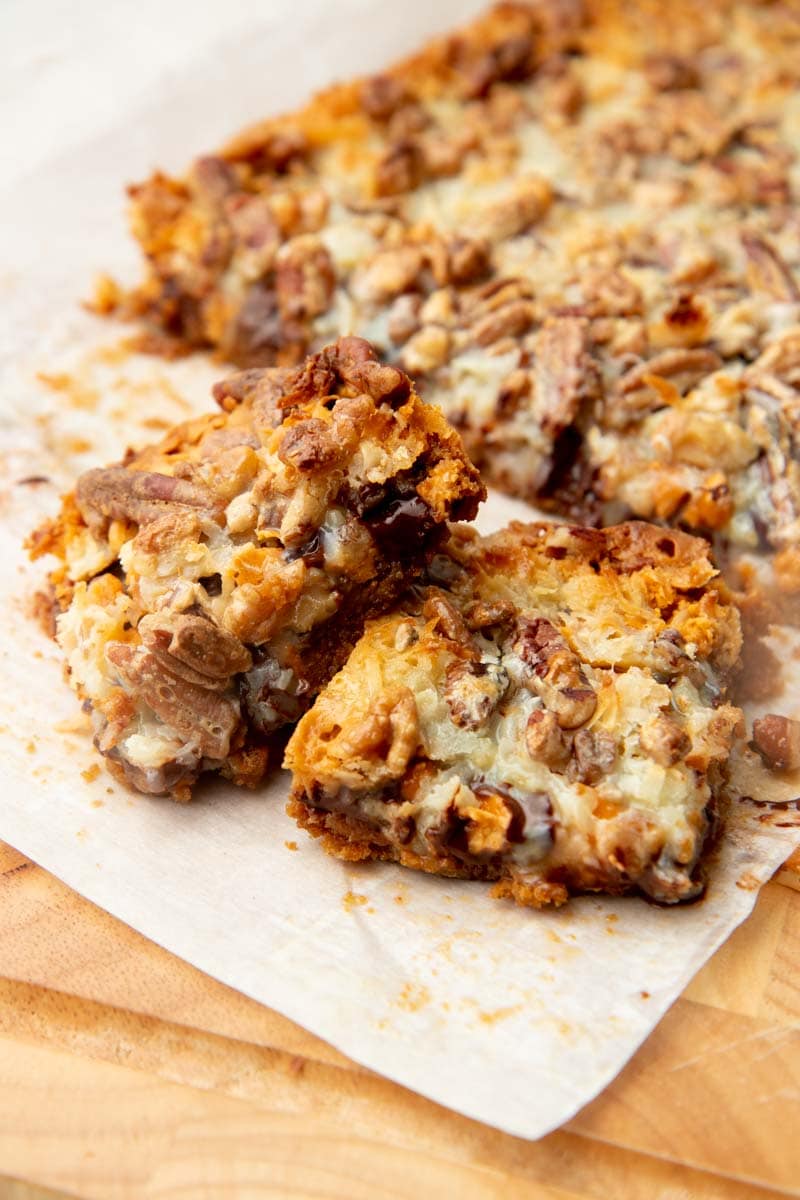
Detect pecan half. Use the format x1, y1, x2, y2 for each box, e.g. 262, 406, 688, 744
76, 467, 219, 538
275, 236, 336, 322
742, 233, 800, 303
106, 643, 239, 760
472, 299, 536, 347
752, 714, 800, 771
138, 612, 252, 680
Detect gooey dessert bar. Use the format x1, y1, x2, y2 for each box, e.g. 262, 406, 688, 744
28, 338, 483, 797
286, 520, 743, 905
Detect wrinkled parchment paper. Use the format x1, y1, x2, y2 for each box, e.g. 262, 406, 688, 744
1, 0, 799, 1140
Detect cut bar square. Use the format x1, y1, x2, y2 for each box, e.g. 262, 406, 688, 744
286, 520, 743, 906
29, 338, 483, 798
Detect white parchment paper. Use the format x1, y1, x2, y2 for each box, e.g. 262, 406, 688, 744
1, 0, 799, 1140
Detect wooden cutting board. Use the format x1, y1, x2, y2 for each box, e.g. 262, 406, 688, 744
0, 841, 798, 1200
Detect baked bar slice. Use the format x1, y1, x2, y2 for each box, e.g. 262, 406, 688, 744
28, 337, 483, 798
114, 1, 800, 572
286, 520, 743, 906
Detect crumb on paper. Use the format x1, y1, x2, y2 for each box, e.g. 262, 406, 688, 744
140, 416, 174, 431
75, 828, 87, 841
90, 799, 104, 809
342, 890, 368, 911
641, 991, 651, 1000
736, 871, 761, 891
27, 590, 56, 639
394, 894, 406, 905
81, 764, 101, 783
36, 370, 100, 412
85, 273, 122, 315
55, 715, 92, 735
284, 840, 298, 851
397, 983, 431, 1013
478, 1005, 523, 1026
25, 741, 36, 754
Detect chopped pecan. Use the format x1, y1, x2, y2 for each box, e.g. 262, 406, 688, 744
340, 688, 420, 779
446, 237, 492, 285
514, 616, 597, 729
463, 33, 535, 99
467, 176, 552, 243
360, 74, 411, 121
532, 317, 601, 436
106, 643, 239, 760
640, 713, 691, 766
464, 599, 514, 631
644, 54, 700, 92
525, 709, 570, 769
742, 233, 800, 302
612, 347, 722, 421
338, 356, 411, 406
191, 155, 238, 201
278, 418, 340, 472
76, 467, 218, 537
375, 140, 424, 196
444, 660, 508, 730
752, 331, 800, 387
472, 299, 536, 347
570, 729, 618, 784
581, 269, 644, 318
225, 193, 280, 264
353, 246, 424, 304
138, 612, 252, 680
752, 714, 800, 771
423, 590, 473, 647
387, 294, 423, 344
401, 324, 452, 374
275, 237, 336, 322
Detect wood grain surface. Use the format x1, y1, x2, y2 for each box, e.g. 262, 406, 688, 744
0, 841, 797, 1200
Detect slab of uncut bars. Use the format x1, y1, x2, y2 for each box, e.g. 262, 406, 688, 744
116, 1, 800, 576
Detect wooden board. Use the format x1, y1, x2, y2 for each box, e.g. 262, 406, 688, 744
0, 841, 798, 1200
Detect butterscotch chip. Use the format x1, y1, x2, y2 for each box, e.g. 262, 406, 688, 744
285, 520, 743, 908
29, 339, 483, 799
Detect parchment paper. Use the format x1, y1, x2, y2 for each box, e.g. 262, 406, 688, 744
1, 0, 799, 1140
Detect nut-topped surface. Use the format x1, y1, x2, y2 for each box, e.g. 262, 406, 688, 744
286, 520, 744, 906
116, 1, 800, 579
28, 337, 484, 798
